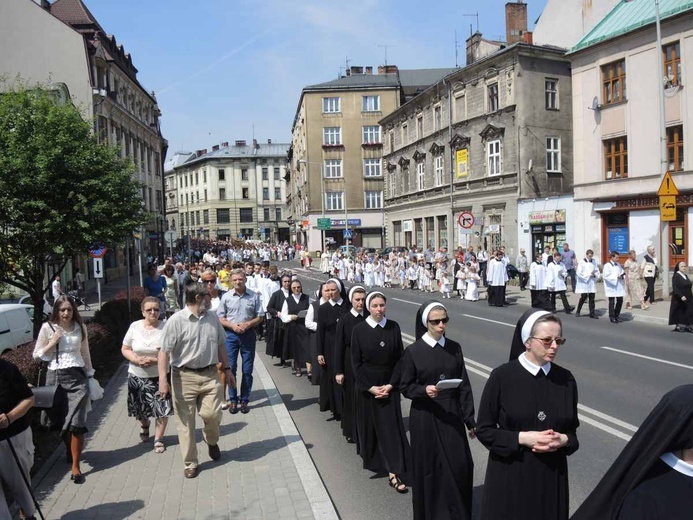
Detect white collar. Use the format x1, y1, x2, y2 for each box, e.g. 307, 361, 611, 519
678, 271, 688, 278
282, 288, 290, 296
519, 352, 551, 376
350, 308, 363, 318
328, 298, 344, 306
366, 316, 387, 328
661, 452, 693, 477
422, 333, 445, 348
292, 293, 302, 302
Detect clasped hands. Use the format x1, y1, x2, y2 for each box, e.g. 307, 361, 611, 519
519, 429, 568, 453
135, 355, 157, 368
369, 384, 393, 399
230, 322, 250, 334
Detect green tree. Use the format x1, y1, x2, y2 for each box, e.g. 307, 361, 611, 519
0, 85, 145, 335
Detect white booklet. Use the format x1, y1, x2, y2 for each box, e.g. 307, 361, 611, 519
435, 379, 463, 390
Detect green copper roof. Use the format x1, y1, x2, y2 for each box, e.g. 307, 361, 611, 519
571, 0, 693, 53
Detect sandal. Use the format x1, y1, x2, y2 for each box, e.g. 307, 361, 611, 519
139, 422, 150, 442
154, 439, 165, 453
294, 367, 303, 377
388, 475, 408, 494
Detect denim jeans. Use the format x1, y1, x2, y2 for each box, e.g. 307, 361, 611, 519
225, 330, 256, 403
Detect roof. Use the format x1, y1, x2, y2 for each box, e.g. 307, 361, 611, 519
176, 143, 290, 169
571, 0, 693, 53
164, 152, 195, 174
50, 0, 103, 31
305, 74, 400, 91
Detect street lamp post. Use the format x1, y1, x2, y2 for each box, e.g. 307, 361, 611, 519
298, 159, 325, 252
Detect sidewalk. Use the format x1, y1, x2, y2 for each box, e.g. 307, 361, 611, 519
30, 354, 337, 520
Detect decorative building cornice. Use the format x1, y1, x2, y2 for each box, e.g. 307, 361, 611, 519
479, 123, 505, 141
450, 133, 471, 149
429, 142, 445, 155
398, 156, 410, 168
412, 149, 426, 162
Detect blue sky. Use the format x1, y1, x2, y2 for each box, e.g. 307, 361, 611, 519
83, 0, 548, 154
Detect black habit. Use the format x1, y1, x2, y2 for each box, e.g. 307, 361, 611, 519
308, 298, 324, 387
283, 293, 311, 365
668, 271, 693, 327
476, 359, 579, 520
317, 298, 351, 416
334, 309, 367, 443
400, 337, 476, 520
265, 287, 289, 359
351, 319, 411, 479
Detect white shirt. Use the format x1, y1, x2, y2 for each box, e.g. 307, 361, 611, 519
518, 352, 551, 376
365, 316, 387, 328
34, 322, 94, 375
279, 293, 304, 323
422, 333, 446, 348
304, 299, 325, 332
122, 320, 165, 378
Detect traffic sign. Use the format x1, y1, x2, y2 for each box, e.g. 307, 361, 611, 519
88, 244, 107, 258
659, 195, 677, 221
457, 211, 474, 229
164, 230, 178, 244
93, 257, 104, 278
343, 229, 353, 239
657, 172, 679, 196
317, 218, 331, 230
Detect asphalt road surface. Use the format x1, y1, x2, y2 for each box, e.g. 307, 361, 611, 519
259, 268, 693, 520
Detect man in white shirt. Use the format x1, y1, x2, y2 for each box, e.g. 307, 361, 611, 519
51, 275, 63, 302
575, 249, 600, 319
529, 252, 550, 310
603, 251, 626, 323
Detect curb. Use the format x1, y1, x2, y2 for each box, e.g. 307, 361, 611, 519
254, 355, 339, 520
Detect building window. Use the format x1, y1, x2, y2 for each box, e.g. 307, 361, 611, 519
545, 78, 558, 109
602, 59, 626, 105
362, 95, 380, 112
604, 136, 628, 179
242, 187, 249, 199
272, 208, 279, 221
324, 159, 343, 178
263, 187, 269, 200
434, 155, 444, 186
203, 210, 209, 224
434, 106, 442, 131
401, 123, 408, 145
217, 208, 230, 224
323, 127, 342, 145
364, 191, 383, 209
241, 168, 248, 180
218, 168, 225, 181
667, 125, 684, 172
323, 97, 341, 113
239, 208, 253, 223
362, 126, 381, 144
488, 83, 499, 112
274, 187, 281, 200
388, 131, 394, 153
204, 189, 207, 201
417, 116, 423, 139
546, 137, 561, 173
203, 170, 207, 182
487, 140, 502, 176
263, 208, 270, 221
195, 172, 199, 185
325, 191, 344, 211
364, 158, 381, 177
262, 167, 268, 180
219, 188, 226, 200
663, 42, 681, 86
417, 161, 425, 190
274, 167, 281, 180
455, 94, 465, 121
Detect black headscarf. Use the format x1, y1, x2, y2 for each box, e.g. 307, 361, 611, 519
571, 384, 693, 520
415, 300, 447, 339
509, 309, 551, 361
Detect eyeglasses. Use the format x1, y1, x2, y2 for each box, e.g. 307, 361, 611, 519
530, 336, 566, 346
144, 308, 160, 313
202, 279, 216, 284
428, 317, 450, 325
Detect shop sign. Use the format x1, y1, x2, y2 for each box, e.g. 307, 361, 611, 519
456, 149, 469, 178
529, 209, 566, 224
403, 220, 413, 232
331, 219, 361, 227
488, 224, 500, 233
608, 227, 629, 255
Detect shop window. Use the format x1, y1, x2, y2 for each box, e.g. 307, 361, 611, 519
437, 216, 448, 249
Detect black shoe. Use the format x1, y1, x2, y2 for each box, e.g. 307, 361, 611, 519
240, 402, 250, 414
70, 473, 85, 484
228, 401, 239, 414
610, 318, 618, 323
575, 311, 581, 317
589, 315, 599, 319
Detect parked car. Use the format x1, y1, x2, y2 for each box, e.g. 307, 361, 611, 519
0, 304, 34, 354
19, 295, 52, 320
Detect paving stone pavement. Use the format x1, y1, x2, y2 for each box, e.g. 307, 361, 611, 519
31, 354, 337, 520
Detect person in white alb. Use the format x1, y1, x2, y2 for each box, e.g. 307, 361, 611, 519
529, 252, 550, 310
575, 250, 600, 319
603, 251, 626, 324
546, 252, 574, 314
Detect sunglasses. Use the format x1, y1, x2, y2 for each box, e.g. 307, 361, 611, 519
144, 308, 160, 313
428, 317, 450, 325
531, 336, 567, 346
202, 279, 216, 284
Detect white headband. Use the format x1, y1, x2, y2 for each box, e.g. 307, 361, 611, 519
421, 302, 446, 326
327, 278, 342, 293
348, 285, 365, 302
521, 311, 551, 343
366, 291, 385, 309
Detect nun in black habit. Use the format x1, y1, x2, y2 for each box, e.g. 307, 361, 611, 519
351, 291, 411, 493
334, 285, 368, 444
305, 283, 327, 385
279, 279, 312, 376
668, 262, 693, 332
477, 310, 579, 520
571, 384, 693, 520
317, 278, 350, 417
265, 274, 291, 364
399, 300, 477, 520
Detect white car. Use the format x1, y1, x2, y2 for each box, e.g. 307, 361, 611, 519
0, 304, 34, 354
19, 295, 52, 320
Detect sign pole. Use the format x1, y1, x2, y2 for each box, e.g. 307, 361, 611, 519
97, 278, 101, 309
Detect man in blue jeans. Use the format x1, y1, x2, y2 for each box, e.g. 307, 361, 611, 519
217, 269, 264, 414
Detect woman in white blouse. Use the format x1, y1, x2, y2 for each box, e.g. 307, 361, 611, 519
121, 296, 172, 454
33, 294, 94, 483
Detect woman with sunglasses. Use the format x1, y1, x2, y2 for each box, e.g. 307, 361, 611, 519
476, 310, 579, 520
351, 291, 411, 494
121, 296, 173, 454
399, 301, 476, 520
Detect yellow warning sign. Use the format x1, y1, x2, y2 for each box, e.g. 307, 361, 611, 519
657, 172, 680, 196
659, 195, 677, 222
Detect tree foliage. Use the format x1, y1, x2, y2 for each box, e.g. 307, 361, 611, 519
0, 85, 145, 334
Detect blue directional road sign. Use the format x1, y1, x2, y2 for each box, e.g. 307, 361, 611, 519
343, 229, 353, 239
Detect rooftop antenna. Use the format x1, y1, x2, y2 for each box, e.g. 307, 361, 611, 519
377, 44, 395, 67
462, 12, 479, 35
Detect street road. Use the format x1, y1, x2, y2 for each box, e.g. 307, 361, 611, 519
260, 269, 693, 519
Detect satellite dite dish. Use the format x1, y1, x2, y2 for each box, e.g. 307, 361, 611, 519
587, 96, 600, 111
527, 159, 533, 173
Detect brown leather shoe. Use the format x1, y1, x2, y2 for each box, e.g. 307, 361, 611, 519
184, 467, 198, 479
241, 401, 250, 414
228, 401, 239, 414
208, 443, 221, 461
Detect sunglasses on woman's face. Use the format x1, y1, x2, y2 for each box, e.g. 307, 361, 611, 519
144, 307, 160, 313
428, 317, 450, 325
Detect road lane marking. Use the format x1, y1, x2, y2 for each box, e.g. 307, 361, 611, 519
391, 298, 419, 305
577, 403, 638, 433
460, 314, 514, 327
577, 415, 632, 442
601, 347, 693, 371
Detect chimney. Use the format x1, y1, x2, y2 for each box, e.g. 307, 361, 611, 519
195, 149, 203, 157
267, 139, 272, 144
365, 66, 373, 75
235, 140, 246, 146
379, 65, 398, 74
253, 138, 258, 149
201, 149, 207, 155
222, 142, 228, 147
505, 1, 528, 45
212, 145, 219, 151
523, 31, 533, 45
350, 66, 364, 75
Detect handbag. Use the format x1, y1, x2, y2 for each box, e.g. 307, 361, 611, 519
32, 323, 59, 409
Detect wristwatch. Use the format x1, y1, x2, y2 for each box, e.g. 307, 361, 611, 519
222, 366, 231, 371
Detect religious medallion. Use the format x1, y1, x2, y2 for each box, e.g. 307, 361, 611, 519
537, 411, 547, 422
439, 374, 446, 380
379, 341, 385, 347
